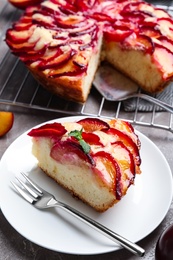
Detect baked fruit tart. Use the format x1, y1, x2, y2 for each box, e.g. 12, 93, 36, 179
28, 117, 141, 212
6, 0, 173, 102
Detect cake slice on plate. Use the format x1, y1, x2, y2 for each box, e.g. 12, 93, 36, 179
28, 117, 141, 212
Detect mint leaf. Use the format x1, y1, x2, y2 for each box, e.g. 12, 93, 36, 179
69, 129, 82, 139
79, 139, 91, 154
68, 129, 90, 154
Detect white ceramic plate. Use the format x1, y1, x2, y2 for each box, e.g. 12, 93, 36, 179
0, 116, 172, 255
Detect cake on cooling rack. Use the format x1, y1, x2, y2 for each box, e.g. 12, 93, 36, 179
28, 117, 141, 212
6, 0, 173, 102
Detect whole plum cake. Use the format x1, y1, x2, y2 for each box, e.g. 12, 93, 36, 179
28, 117, 141, 212
6, 0, 173, 102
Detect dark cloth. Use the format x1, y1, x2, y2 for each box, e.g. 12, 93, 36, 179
123, 84, 173, 112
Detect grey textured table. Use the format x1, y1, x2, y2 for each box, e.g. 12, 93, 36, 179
1, 1, 173, 259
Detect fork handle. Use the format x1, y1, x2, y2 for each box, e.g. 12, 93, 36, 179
49, 199, 145, 257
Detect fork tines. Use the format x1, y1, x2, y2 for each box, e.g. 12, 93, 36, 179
11, 172, 42, 204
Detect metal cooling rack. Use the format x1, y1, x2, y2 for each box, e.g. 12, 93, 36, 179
1, 1, 173, 133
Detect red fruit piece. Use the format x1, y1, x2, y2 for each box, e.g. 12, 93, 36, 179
51, 140, 95, 165
153, 8, 171, 19
123, 2, 152, 13
110, 118, 134, 133
55, 15, 86, 29
82, 132, 103, 146
157, 36, 173, 53
18, 45, 47, 64
104, 24, 133, 43
157, 18, 173, 39
121, 10, 147, 24
27, 122, 67, 137
109, 119, 141, 148
50, 0, 77, 14
49, 65, 87, 78
90, 12, 114, 22
112, 141, 136, 185
104, 128, 141, 166
139, 23, 161, 38
6, 27, 32, 44
38, 48, 76, 71
123, 33, 155, 54
92, 151, 122, 200
6, 26, 36, 53
8, 0, 42, 10
68, 20, 96, 36
75, 0, 96, 11
153, 44, 173, 78
77, 118, 110, 132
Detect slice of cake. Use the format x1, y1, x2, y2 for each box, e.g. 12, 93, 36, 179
28, 117, 141, 212
6, 0, 173, 102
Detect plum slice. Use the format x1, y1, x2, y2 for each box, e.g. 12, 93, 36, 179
123, 33, 155, 54
157, 18, 173, 39
122, 1, 153, 13
109, 119, 140, 147
104, 128, 141, 166
111, 141, 136, 184
51, 140, 95, 165
8, 0, 42, 10
82, 132, 103, 146
38, 48, 76, 70
28, 122, 67, 138
104, 25, 133, 42
153, 43, 173, 78
92, 151, 122, 200
77, 118, 110, 132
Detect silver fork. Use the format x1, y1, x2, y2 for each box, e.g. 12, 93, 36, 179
11, 172, 145, 257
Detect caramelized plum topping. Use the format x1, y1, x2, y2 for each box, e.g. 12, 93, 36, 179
49, 65, 87, 78
157, 36, 173, 53
38, 48, 76, 71
82, 132, 103, 146
139, 25, 161, 38
112, 141, 136, 183
8, 0, 42, 10
74, 0, 97, 12
51, 140, 95, 165
123, 2, 153, 13
153, 44, 173, 78
89, 12, 114, 23
109, 119, 141, 148
157, 18, 173, 39
154, 8, 171, 19
104, 24, 133, 42
27, 122, 67, 138
77, 118, 110, 132
123, 33, 155, 54
110, 119, 134, 133
92, 151, 122, 199
104, 128, 141, 166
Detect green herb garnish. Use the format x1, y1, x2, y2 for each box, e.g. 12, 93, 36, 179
68, 129, 91, 154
